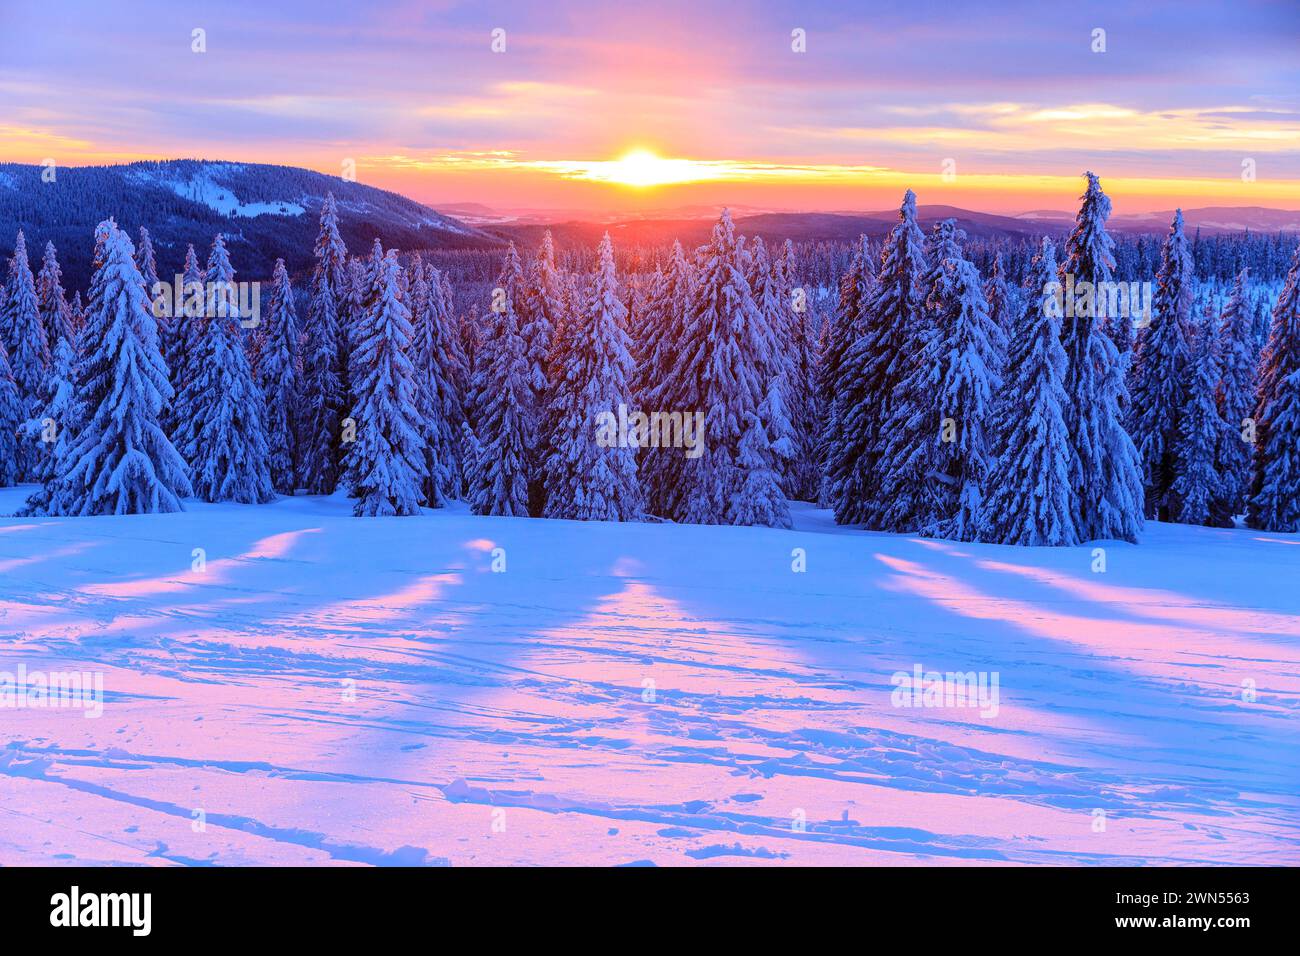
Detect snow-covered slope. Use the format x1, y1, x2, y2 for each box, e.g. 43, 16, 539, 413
145, 169, 305, 219
0, 160, 500, 289
0, 488, 1296, 866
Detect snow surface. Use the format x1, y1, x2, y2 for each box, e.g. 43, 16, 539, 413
151, 171, 305, 219
0, 486, 1296, 866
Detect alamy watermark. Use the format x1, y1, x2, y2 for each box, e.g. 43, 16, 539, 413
1044, 273, 1152, 327
50, 886, 151, 936
595, 404, 705, 459
890, 663, 1000, 718
151, 275, 261, 328
0, 664, 104, 718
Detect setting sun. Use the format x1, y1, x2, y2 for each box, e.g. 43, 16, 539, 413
592, 149, 712, 188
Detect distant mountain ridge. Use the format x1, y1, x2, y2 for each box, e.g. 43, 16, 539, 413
491, 206, 1057, 251
0, 159, 498, 290
488, 203, 1300, 251
3, 159, 1296, 290
1008, 206, 1300, 234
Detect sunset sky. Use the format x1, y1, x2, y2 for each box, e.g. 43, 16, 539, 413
1, 0, 1298, 215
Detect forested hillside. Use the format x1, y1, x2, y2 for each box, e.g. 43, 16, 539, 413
0, 160, 498, 288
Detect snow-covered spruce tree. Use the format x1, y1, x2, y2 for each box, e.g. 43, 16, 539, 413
636, 239, 694, 518
313, 195, 351, 409
746, 237, 778, 335
345, 250, 426, 516
814, 313, 837, 505
932, 227, 1006, 539
1252, 295, 1271, 349
258, 259, 301, 494
524, 231, 560, 406
875, 221, 1003, 539
1098, 344, 1146, 538
623, 270, 653, 374
2, 232, 39, 368
832, 193, 927, 527
745, 237, 797, 488
348, 240, 388, 403
629, 266, 663, 392
74, 223, 118, 318
1171, 310, 1227, 526
410, 259, 466, 505
466, 267, 531, 517
676, 210, 789, 528
136, 226, 161, 298
522, 235, 564, 513
0, 338, 20, 487
315, 195, 350, 296
864, 219, 965, 533
406, 258, 439, 506
458, 419, 484, 500
816, 235, 875, 507
364, 238, 385, 288
21, 245, 76, 489
458, 302, 483, 425
635, 240, 691, 400
542, 233, 642, 521
162, 244, 203, 439
69, 291, 85, 340
776, 239, 821, 501
37, 241, 75, 350
73, 220, 114, 384
172, 235, 274, 503
340, 256, 368, 411
1248, 244, 1300, 532
494, 243, 527, 334
1210, 269, 1258, 526
60, 222, 191, 514
730, 379, 793, 526
204, 233, 236, 311
18, 336, 76, 515
298, 252, 345, 495
983, 253, 1014, 375
1129, 209, 1194, 520
3, 231, 47, 479
982, 239, 1077, 546
1100, 249, 1135, 357
3, 233, 46, 394
1058, 172, 1143, 542
439, 269, 469, 400
491, 242, 547, 513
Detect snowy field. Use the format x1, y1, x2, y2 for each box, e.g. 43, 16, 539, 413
0, 485, 1297, 866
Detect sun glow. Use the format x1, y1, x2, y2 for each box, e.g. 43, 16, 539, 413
369, 149, 1300, 210
590, 149, 715, 187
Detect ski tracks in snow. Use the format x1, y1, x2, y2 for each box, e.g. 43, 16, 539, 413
0, 492, 1297, 865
